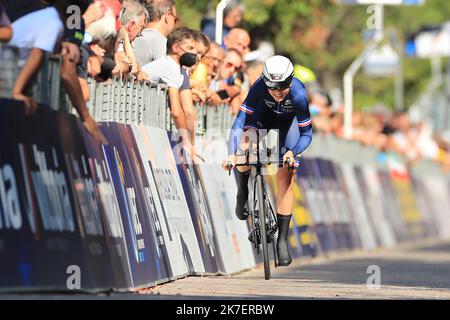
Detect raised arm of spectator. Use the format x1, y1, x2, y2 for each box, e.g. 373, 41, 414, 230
120, 27, 147, 81
60, 50, 107, 144
12, 48, 42, 114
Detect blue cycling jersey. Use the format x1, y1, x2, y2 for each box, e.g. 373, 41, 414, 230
228, 76, 313, 158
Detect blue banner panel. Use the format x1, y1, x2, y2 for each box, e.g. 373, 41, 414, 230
169, 132, 219, 274
322, 160, 355, 250
377, 171, 409, 242
100, 123, 164, 288
55, 113, 115, 291
0, 99, 90, 291
305, 158, 339, 251
80, 123, 132, 290
298, 159, 332, 254
333, 164, 362, 249
118, 124, 173, 282
317, 159, 352, 250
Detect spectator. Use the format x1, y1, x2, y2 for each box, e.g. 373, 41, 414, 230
207, 48, 242, 109
120, 0, 146, 43
78, 45, 103, 102
142, 27, 199, 148
223, 28, 250, 58
85, 0, 122, 43
57, 0, 108, 144
194, 31, 211, 63
204, 42, 225, 82
190, 32, 215, 104
171, 30, 211, 142
191, 42, 224, 86
0, 1, 12, 42
1, 0, 41, 23
7, 4, 63, 113
222, 28, 251, 111
308, 91, 333, 134
201, 0, 244, 44
329, 112, 344, 138
243, 59, 264, 89
115, 0, 147, 79
133, 0, 178, 66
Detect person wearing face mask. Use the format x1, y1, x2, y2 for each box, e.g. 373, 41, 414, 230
142, 27, 199, 154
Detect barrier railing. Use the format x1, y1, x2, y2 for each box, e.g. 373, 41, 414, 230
84, 77, 171, 130
0, 44, 62, 111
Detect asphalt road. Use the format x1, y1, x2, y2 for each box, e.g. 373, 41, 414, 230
2, 239, 450, 300
135, 239, 450, 300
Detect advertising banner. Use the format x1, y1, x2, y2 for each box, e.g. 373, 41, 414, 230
198, 161, 256, 273
378, 170, 409, 242
137, 128, 206, 275
100, 123, 163, 288
420, 175, 450, 239
81, 125, 132, 290
56, 114, 115, 291
0, 100, 90, 290
359, 166, 397, 247
170, 132, 219, 274
133, 126, 206, 277
340, 163, 378, 250
298, 159, 334, 253
387, 155, 427, 239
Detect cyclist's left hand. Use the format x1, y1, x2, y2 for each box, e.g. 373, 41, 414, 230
282, 150, 295, 168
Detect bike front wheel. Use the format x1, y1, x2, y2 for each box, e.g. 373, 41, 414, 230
256, 175, 271, 280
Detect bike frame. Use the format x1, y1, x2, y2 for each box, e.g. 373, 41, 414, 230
232, 131, 280, 280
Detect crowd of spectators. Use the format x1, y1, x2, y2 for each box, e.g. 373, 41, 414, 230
1, 0, 449, 171
307, 87, 450, 172
0, 0, 257, 153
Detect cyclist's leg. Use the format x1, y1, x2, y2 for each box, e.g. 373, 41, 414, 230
275, 166, 295, 266
234, 125, 262, 220
274, 121, 298, 266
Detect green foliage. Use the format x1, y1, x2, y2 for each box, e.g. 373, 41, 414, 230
176, 0, 450, 110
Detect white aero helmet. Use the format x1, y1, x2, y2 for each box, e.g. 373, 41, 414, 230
262, 55, 294, 90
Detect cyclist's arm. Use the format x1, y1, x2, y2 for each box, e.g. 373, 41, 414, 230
291, 88, 313, 156
227, 81, 261, 155
228, 109, 247, 155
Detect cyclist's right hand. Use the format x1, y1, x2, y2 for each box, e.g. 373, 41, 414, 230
222, 155, 236, 171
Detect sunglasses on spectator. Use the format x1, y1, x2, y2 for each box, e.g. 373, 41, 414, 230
224, 62, 240, 70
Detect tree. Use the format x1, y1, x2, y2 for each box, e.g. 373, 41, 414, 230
176, 0, 450, 110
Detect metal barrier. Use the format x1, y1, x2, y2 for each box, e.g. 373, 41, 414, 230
195, 103, 235, 138
84, 77, 170, 130
0, 46, 171, 130
0, 44, 61, 110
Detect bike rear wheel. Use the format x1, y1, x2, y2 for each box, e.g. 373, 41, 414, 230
256, 175, 271, 280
